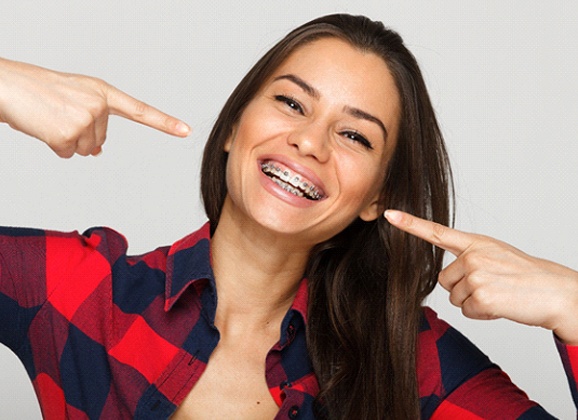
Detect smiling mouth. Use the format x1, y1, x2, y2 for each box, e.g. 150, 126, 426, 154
261, 161, 325, 200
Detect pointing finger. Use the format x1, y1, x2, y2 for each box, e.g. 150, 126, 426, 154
384, 209, 474, 256
104, 82, 190, 137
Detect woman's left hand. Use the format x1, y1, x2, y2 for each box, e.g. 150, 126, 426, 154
385, 209, 578, 345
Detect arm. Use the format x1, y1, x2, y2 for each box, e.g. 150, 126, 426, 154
0, 56, 188, 344
385, 210, 578, 344
385, 210, 578, 415
0, 57, 190, 157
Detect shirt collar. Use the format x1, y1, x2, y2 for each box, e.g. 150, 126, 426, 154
164, 222, 214, 311
163, 221, 309, 326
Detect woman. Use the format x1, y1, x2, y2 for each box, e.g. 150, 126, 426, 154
1, 14, 577, 419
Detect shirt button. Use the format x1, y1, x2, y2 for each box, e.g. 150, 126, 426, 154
287, 324, 296, 340
288, 405, 300, 419
280, 380, 292, 390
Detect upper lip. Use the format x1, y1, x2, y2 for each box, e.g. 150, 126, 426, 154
258, 154, 328, 197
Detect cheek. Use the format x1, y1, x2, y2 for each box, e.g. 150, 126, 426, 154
340, 157, 385, 203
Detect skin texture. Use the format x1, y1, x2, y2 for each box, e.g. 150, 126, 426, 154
222, 38, 400, 248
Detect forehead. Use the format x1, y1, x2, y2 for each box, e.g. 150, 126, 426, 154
274, 37, 396, 88
269, 37, 401, 141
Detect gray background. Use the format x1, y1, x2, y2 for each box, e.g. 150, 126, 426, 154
1, 1, 577, 418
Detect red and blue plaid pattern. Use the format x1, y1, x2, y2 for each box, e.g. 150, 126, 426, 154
0, 223, 576, 419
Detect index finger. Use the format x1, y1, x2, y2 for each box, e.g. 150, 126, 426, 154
105, 83, 191, 137
384, 209, 473, 256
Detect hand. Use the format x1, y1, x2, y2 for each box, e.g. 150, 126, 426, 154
0, 58, 190, 158
385, 209, 578, 345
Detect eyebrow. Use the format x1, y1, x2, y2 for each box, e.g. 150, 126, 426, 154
273, 73, 388, 141
344, 106, 388, 141
274, 74, 320, 99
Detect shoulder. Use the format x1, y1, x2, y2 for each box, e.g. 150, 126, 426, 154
1, 225, 129, 255
0, 225, 131, 276
39, 226, 133, 268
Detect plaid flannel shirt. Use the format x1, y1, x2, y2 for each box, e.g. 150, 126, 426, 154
0, 222, 576, 419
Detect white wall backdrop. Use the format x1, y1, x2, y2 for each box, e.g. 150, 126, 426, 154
1, 1, 577, 418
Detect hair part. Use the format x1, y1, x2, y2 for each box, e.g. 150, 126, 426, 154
201, 14, 453, 419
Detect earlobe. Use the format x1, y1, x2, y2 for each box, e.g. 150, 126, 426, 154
224, 136, 232, 152
224, 124, 238, 152
359, 199, 381, 222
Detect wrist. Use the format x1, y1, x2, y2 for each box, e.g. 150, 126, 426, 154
552, 271, 578, 345
0, 57, 12, 123
554, 330, 578, 346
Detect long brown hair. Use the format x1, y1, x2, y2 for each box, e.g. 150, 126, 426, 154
201, 14, 453, 419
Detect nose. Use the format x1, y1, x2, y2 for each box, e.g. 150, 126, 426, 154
287, 122, 331, 162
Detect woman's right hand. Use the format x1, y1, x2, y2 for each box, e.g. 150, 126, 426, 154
0, 58, 190, 158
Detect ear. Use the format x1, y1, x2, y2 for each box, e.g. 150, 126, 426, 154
224, 135, 233, 152
224, 124, 239, 152
358, 196, 381, 222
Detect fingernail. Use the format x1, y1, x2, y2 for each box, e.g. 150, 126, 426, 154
176, 122, 191, 135
384, 210, 401, 223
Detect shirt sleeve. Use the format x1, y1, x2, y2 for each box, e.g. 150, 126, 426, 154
419, 307, 564, 419
555, 337, 578, 410
0, 226, 51, 352
0, 226, 127, 354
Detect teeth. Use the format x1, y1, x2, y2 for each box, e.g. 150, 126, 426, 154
271, 178, 304, 197
289, 176, 301, 188
261, 162, 322, 200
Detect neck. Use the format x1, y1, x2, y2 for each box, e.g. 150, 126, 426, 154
210, 200, 311, 335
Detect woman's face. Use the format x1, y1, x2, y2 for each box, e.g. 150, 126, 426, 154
223, 37, 401, 246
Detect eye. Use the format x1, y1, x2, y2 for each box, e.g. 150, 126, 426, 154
274, 95, 304, 114
341, 130, 373, 150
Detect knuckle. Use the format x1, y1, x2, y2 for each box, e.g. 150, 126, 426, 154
462, 293, 495, 320
51, 145, 75, 159
437, 270, 445, 283
460, 251, 486, 272
465, 272, 484, 288
449, 293, 461, 307
469, 287, 494, 311
163, 115, 176, 131
86, 100, 108, 118
133, 100, 149, 118
437, 270, 451, 289
76, 141, 95, 156
430, 222, 447, 244
76, 149, 91, 157
88, 75, 105, 87
78, 114, 95, 131
55, 128, 79, 146
46, 132, 78, 158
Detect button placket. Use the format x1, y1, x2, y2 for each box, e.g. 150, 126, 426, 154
288, 405, 300, 419
286, 323, 296, 342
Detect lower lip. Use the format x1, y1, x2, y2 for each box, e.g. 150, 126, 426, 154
258, 164, 319, 208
